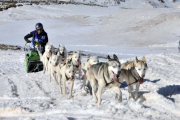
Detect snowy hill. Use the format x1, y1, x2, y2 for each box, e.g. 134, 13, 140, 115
0, 1, 180, 120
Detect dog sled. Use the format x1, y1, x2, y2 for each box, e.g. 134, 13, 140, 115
24, 41, 43, 73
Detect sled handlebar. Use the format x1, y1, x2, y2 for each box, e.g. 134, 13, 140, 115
25, 40, 41, 47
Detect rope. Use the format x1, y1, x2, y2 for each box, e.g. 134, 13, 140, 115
78, 73, 86, 76
62, 59, 68, 63
116, 81, 138, 87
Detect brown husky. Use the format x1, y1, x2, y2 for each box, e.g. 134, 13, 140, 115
119, 56, 148, 101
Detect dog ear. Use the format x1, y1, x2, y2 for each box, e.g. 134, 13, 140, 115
142, 56, 146, 63
77, 50, 80, 53
59, 44, 61, 47
135, 57, 138, 64
66, 64, 70, 69
113, 54, 119, 61
62, 44, 64, 47
107, 55, 111, 60
71, 62, 73, 66
73, 51, 77, 54
92, 56, 96, 59
50, 43, 53, 45
52, 45, 55, 50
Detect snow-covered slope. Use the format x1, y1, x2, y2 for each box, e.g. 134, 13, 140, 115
0, 50, 180, 119
0, 5, 179, 54
0, 2, 180, 120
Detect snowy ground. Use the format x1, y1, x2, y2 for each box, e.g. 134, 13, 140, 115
0, 50, 180, 120
0, 2, 180, 120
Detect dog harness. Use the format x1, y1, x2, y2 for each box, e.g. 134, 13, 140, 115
102, 64, 114, 86
103, 72, 114, 86
116, 69, 141, 86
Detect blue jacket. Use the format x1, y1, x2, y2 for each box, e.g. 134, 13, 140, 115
31, 30, 48, 46
24, 30, 48, 47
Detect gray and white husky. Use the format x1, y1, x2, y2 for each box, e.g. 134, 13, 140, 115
48, 54, 62, 85
119, 56, 148, 101
38, 43, 55, 73
86, 54, 121, 106
81, 56, 99, 94
57, 62, 76, 98
57, 44, 67, 62
68, 51, 81, 80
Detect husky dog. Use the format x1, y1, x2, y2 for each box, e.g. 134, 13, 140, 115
38, 43, 55, 73
81, 56, 99, 94
57, 62, 75, 98
87, 55, 121, 106
57, 44, 67, 62
68, 51, 81, 80
48, 54, 62, 85
119, 56, 148, 101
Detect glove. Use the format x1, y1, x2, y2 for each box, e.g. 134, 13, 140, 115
26, 40, 31, 43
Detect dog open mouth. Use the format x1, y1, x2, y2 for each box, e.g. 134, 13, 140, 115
112, 71, 119, 82
76, 60, 80, 68
49, 51, 52, 55
139, 77, 144, 84
54, 63, 58, 67
70, 76, 74, 81
60, 52, 64, 58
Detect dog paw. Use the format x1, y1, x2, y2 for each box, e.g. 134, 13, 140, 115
81, 92, 87, 96
97, 102, 101, 106
69, 95, 74, 99
81, 89, 87, 96
132, 98, 136, 102
118, 99, 122, 103
135, 94, 138, 98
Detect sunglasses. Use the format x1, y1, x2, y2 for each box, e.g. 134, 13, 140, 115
36, 28, 42, 31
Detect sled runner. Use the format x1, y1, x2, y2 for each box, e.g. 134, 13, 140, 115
24, 41, 43, 73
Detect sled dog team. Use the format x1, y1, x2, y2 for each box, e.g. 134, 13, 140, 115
38, 43, 148, 106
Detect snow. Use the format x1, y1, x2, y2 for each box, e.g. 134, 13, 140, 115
0, 50, 180, 119
0, 4, 179, 57
0, 2, 180, 120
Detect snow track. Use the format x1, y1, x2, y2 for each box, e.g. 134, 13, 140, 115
0, 50, 180, 119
